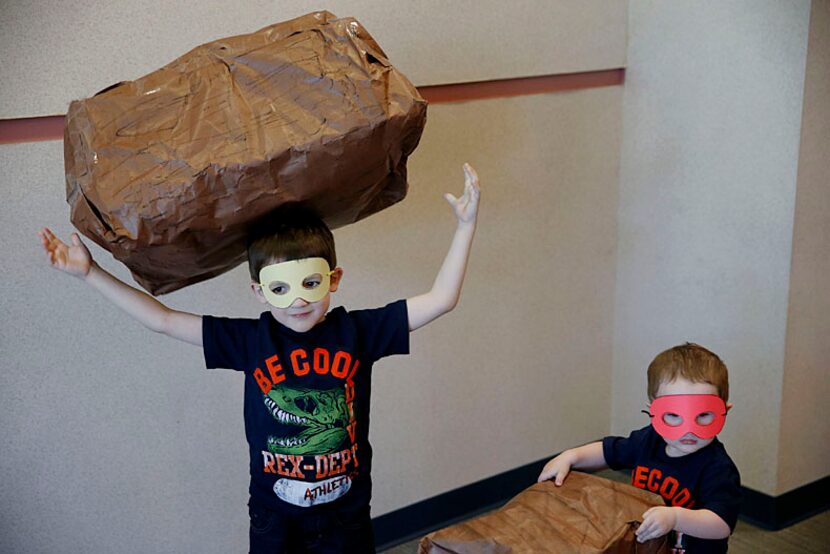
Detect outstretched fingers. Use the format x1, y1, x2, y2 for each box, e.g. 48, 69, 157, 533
38, 227, 92, 277
39, 228, 63, 264
443, 163, 480, 223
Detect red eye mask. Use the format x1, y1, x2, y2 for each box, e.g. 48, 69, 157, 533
646, 394, 728, 440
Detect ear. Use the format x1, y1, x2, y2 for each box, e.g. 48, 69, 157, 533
725, 402, 733, 413
329, 267, 344, 292
250, 281, 268, 304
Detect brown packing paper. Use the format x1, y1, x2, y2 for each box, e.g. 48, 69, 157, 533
418, 472, 670, 554
65, 11, 427, 294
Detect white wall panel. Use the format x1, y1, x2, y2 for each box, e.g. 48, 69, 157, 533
0, 0, 627, 118
613, 0, 811, 495
360, 89, 622, 515
778, 0, 830, 495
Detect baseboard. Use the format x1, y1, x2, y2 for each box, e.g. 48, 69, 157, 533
738, 475, 830, 530
371, 457, 829, 550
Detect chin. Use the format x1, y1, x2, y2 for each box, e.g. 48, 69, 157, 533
288, 321, 317, 333
277, 312, 324, 333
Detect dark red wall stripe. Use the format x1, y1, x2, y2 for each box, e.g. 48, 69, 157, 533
418, 68, 624, 104
0, 69, 624, 145
0, 115, 66, 145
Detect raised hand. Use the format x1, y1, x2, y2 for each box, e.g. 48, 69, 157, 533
444, 163, 481, 225
38, 228, 93, 279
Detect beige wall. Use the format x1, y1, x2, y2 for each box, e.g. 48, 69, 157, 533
778, 0, 830, 495
3, 2, 826, 552
0, 91, 623, 552
0, 3, 625, 552
350, 90, 621, 513
0, 0, 626, 118
613, 1, 812, 496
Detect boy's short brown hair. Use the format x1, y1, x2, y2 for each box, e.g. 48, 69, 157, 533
647, 343, 729, 401
246, 203, 337, 282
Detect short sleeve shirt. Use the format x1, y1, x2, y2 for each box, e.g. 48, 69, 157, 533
203, 300, 409, 513
603, 425, 741, 553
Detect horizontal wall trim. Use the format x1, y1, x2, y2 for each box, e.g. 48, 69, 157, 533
0, 69, 624, 146
418, 68, 624, 104
371, 456, 830, 551
0, 115, 65, 146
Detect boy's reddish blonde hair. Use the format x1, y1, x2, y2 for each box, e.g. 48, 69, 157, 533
647, 343, 729, 401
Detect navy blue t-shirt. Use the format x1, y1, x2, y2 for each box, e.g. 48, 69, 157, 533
203, 300, 409, 514
603, 425, 741, 553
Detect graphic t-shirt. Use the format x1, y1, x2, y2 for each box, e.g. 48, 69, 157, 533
203, 300, 409, 513
603, 425, 741, 553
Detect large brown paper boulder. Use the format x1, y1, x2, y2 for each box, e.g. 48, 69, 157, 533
65, 11, 427, 294
418, 472, 670, 554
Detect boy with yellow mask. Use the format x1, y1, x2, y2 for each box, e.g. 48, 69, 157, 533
39, 163, 480, 553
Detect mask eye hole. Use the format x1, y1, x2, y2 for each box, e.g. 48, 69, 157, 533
302, 273, 323, 290
662, 412, 683, 426
268, 281, 290, 295
695, 411, 715, 425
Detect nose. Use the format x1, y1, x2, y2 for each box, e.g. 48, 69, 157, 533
288, 297, 309, 308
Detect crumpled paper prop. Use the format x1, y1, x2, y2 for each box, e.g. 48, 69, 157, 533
65, 11, 427, 294
418, 472, 670, 554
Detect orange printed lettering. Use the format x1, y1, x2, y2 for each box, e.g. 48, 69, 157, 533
253, 368, 272, 394
331, 351, 352, 379
262, 451, 276, 474
672, 488, 692, 507
276, 453, 287, 475
291, 349, 310, 376
316, 454, 329, 479
265, 355, 285, 384
313, 348, 330, 375
286, 455, 306, 479
329, 451, 342, 475
633, 466, 648, 489
347, 360, 359, 382
660, 476, 679, 500
646, 468, 662, 492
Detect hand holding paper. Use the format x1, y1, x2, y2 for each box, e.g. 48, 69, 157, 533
637, 506, 677, 542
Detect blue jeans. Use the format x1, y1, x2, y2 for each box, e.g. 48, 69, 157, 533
248, 502, 375, 553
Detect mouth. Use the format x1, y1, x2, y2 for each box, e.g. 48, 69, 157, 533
679, 437, 698, 445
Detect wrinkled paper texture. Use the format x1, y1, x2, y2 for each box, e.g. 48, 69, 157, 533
65, 11, 427, 294
418, 472, 670, 554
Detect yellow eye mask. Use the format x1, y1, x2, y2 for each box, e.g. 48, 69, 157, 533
258, 258, 334, 308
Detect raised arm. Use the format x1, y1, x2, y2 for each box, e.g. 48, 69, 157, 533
406, 163, 480, 332
39, 228, 203, 346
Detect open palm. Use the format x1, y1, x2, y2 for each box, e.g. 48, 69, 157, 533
38, 228, 92, 278
444, 163, 481, 224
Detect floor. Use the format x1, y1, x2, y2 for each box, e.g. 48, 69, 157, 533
380, 471, 830, 553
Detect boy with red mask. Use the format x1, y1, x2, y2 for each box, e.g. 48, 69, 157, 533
538, 343, 741, 553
